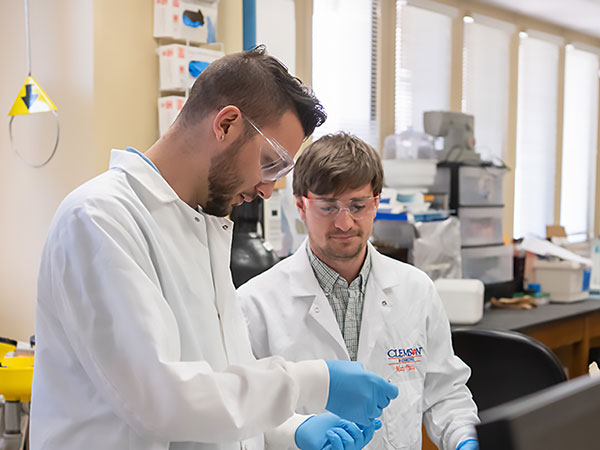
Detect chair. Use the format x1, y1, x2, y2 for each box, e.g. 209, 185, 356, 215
452, 328, 567, 412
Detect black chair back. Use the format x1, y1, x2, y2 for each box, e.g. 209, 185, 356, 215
452, 328, 567, 412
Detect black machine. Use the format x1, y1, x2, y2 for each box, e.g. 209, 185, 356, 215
477, 374, 600, 450
229, 198, 279, 288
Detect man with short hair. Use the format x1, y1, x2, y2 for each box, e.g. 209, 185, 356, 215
30, 48, 398, 450
238, 133, 480, 450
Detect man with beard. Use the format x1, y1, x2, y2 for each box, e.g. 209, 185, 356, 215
30, 47, 399, 450
238, 133, 480, 450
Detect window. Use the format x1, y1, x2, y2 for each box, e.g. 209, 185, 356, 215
462, 16, 514, 163
394, 1, 454, 134
513, 33, 560, 239
312, 0, 379, 148
560, 45, 600, 241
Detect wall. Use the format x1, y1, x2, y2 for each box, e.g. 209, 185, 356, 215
93, 0, 159, 167
0, 0, 95, 341
0, 0, 159, 341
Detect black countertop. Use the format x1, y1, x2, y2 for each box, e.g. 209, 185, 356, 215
453, 295, 600, 332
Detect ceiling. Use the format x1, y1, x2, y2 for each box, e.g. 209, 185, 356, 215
479, 0, 600, 39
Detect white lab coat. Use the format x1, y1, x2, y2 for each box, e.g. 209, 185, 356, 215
30, 150, 328, 450
238, 241, 479, 450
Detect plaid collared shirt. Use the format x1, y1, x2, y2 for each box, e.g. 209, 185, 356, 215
307, 244, 372, 361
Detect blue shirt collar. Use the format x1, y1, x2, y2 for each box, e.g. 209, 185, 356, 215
124, 147, 161, 175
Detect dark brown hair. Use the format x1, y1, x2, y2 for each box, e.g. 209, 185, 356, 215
177, 45, 326, 137
293, 132, 384, 197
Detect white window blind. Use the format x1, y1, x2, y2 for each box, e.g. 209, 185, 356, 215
513, 35, 560, 239
394, 1, 452, 134
312, 0, 379, 148
560, 46, 600, 241
462, 17, 513, 163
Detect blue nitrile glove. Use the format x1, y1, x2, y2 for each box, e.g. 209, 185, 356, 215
322, 419, 383, 450
296, 412, 382, 450
356, 419, 382, 447
457, 438, 479, 450
325, 360, 399, 426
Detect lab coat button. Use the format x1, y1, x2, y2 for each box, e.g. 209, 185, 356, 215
222, 224, 229, 230
314, 306, 320, 313
381, 300, 388, 306
194, 217, 200, 222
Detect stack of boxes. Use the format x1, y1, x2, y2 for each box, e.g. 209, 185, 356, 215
431, 164, 514, 296
154, 0, 223, 135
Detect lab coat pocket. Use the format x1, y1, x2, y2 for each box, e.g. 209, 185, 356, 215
383, 372, 423, 449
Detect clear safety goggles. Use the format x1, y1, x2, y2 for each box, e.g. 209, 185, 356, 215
244, 116, 295, 182
303, 195, 380, 219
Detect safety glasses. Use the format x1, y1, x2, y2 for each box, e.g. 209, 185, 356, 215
303, 195, 380, 220
244, 116, 295, 182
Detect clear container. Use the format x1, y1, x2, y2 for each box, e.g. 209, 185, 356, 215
459, 166, 507, 206
462, 244, 514, 284
382, 159, 438, 189
458, 206, 504, 247
382, 129, 435, 160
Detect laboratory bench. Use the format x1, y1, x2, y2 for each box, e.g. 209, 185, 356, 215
453, 296, 600, 378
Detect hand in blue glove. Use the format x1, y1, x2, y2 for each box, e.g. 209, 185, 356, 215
295, 412, 382, 450
325, 360, 399, 426
457, 438, 479, 450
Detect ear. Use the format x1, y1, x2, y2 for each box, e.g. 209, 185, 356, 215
295, 196, 307, 221
370, 194, 380, 220
212, 105, 243, 143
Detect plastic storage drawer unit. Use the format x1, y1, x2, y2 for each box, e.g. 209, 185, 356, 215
458, 206, 504, 247
462, 244, 514, 284
459, 166, 506, 206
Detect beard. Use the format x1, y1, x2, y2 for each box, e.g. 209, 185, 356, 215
313, 230, 367, 262
204, 135, 248, 217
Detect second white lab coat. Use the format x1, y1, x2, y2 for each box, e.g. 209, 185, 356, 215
30, 151, 327, 450
238, 241, 479, 450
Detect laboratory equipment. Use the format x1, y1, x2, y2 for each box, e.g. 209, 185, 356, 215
476, 374, 600, 450
423, 111, 480, 164
532, 259, 590, 303
8, 0, 60, 168
230, 199, 279, 288
0, 337, 34, 450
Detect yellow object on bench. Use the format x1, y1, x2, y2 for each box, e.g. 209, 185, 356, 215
0, 339, 34, 403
